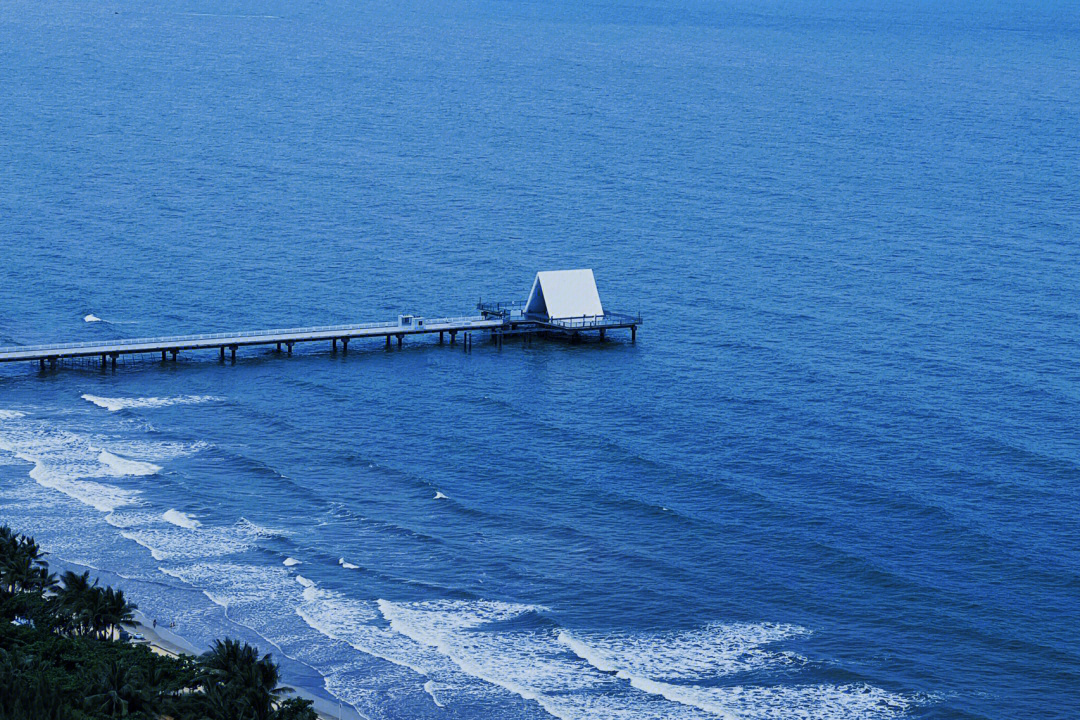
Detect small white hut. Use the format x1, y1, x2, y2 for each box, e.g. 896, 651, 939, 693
523, 269, 605, 320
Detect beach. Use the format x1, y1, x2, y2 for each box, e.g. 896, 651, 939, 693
126, 610, 364, 720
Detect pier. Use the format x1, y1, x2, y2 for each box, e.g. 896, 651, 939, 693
0, 270, 640, 371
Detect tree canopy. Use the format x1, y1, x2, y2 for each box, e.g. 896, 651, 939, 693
0, 525, 319, 720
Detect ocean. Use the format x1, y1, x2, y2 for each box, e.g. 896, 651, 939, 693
1, 1, 1077, 718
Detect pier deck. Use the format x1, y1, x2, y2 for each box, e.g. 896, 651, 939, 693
0, 307, 640, 370
0, 316, 503, 367
0, 267, 643, 372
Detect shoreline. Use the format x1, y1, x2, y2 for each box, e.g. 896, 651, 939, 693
125, 609, 365, 720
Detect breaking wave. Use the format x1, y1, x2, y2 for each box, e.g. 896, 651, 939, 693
81, 394, 224, 412
163, 509, 201, 529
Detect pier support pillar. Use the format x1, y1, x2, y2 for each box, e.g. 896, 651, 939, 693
332, 339, 337, 353
161, 350, 167, 361
439, 331, 444, 344
276, 343, 281, 352
230, 345, 237, 363
39, 359, 45, 371
220, 346, 225, 362
599, 329, 606, 342
386, 335, 391, 349
450, 331, 456, 345
171, 350, 178, 362
631, 326, 636, 344
341, 338, 348, 354
49, 357, 56, 369
111, 353, 118, 369
286, 342, 293, 355
397, 334, 403, 349
101, 354, 108, 368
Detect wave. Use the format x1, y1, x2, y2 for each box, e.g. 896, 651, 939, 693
81, 394, 224, 412
557, 623, 808, 681
628, 680, 910, 720
121, 530, 167, 562
118, 520, 266, 562
0, 409, 26, 420
433, 491, 448, 500
283, 557, 302, 566
163, 509, 201, 529
83, 314, 139, 325
422, 680, 445, 707
236, 517, 291, 539
98, 450, 161, 477
338, 558, 360, 569
375, 600, 914, 720
0, 419, 142, 514
376, 599, 608, 720
30, 465, 139, 513
556, 629, 912, 720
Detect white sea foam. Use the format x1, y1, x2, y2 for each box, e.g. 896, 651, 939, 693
121, 531, 168, 561
423, 680, 445, 707
98, 450, 161, 476
557, 627, 912, 720
0, 416, 186, 513
630, 681, 910, 720
372, 601, 913, 720
104, 510, 160, 529
558, 623, 808, 681
81, 394, 223, 412
338, 558, 360, 569
32, 469, 137, 512
120, 520, 266, 561
292, 577, 497, 714
105, 438, 206, 462
84, 314, 103, 323
284, 557, 302, 567
434, 491, 448, 500
0, 410, 26, 420
377, 599, 631, 720
163, 509, 201, 529
236, 517, 289, 538
161, 563, 294, 608
2, 424, 142, 512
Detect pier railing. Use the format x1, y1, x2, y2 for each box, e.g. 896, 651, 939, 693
545, 312, 642, 329
477, 301, 641, 329
0, 316, 494, 355
477, 300, 526, 316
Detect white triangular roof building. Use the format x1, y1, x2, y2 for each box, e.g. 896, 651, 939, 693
524, 269, 604, 320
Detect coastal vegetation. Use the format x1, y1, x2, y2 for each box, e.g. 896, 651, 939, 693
0, 526, 318, 720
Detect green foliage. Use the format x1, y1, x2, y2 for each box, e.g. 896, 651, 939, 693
0, 526, 319, 720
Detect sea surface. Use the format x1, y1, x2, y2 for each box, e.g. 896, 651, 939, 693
1, 1, 1078, 719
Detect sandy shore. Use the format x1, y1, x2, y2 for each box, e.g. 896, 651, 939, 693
124, 610, 364, 720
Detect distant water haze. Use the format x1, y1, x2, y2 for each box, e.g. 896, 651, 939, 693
1, 1, 1078, 719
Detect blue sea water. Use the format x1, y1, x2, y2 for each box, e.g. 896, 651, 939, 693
1, 1, 1078, 718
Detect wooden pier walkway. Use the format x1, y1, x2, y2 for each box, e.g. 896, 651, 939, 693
0, 270, 641, 371
0, 316, 504, 369
0, 310, 640, 371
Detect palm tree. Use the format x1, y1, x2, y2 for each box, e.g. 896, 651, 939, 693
200, 639, 289, 720
54, 570, 101, 636
0, 531, 55, 596
98, 586, 136, 640
85, 659, 145, 717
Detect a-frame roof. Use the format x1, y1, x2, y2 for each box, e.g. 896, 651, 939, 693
524, 269, 604, 320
